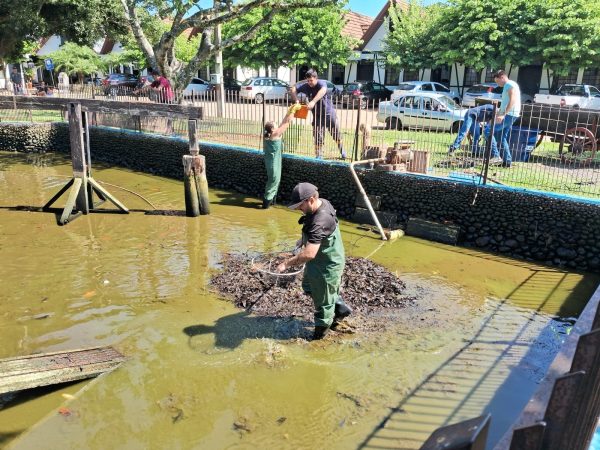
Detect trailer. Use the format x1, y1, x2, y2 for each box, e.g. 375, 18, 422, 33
519, 103, 600, 164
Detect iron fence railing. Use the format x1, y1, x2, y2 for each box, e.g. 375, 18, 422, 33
1, 86, 599, 199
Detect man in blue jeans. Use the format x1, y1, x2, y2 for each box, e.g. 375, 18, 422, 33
492, 70, 521, 168
448, 104, 500, 161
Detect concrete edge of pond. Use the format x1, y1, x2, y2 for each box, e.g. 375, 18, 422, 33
493, 283, 600, 449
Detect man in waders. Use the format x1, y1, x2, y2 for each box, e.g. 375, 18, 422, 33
276, 183, 352, 340
262, 104, 301, 209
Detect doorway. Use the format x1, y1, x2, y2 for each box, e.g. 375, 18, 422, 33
517, 65, 543, 97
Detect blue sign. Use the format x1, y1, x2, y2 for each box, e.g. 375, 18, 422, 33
44, 58, 54, 71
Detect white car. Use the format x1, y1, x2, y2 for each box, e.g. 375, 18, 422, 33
392, 81, 461, 105
239, 77, 290, 103
377, 92, 467, 132
462, 83, 533, 108
183, 78, 212, 98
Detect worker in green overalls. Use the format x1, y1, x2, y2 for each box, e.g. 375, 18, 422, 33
276, 183, 352, 340
262, 104, 301, 209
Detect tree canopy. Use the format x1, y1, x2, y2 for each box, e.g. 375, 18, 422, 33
46, 42, 105, 83
0, 0, 126, 62
118, 0, 344, 88
383, 0, 600, 76
223, 4, 356, 72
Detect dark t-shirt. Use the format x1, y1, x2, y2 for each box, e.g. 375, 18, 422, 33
302, 198, 338, 244
296, 80, 335, 116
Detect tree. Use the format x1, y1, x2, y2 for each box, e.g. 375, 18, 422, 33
223, 4, 357, 73
118, 0, 344, 89
383, 1, 442, 72
528, 0, 600, 75
0, 0, 126, 61
47, 42, 104, 83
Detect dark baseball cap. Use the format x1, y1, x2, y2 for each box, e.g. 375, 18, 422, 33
288, 182, 318, 209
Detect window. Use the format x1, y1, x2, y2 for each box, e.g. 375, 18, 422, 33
433, 82, 450, 93
463, 67, 480, 87
551, 69, 579, 93
384, 66, 401, 85
484, 68, 496, 83
402, 68, 419, 81
356, 60, 374, 82
589, 86, 600, 97
331, 64, 345, 84
421, 83, 434, 92
582, 68, 600, 88
402, 96, 419, 109
263, 79, 273, 86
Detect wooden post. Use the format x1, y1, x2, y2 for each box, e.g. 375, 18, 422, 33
183, 119, 210, 216
68, 102, 89, 215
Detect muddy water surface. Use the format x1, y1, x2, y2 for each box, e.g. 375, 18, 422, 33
1, 151, 598, 449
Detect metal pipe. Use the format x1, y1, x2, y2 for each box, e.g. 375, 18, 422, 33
349, 157, 388, 241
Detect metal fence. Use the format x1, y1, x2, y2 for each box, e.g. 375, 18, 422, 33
1, 86, 599, 199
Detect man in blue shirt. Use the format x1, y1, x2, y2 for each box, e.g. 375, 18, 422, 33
291, 69, 346, 160
492, 70, 521, 168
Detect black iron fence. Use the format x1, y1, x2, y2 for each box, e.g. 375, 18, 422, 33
1, 87, 600, 199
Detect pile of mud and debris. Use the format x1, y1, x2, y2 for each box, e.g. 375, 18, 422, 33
210, 253, 418, 331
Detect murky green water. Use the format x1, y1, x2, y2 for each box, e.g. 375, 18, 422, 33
1, 151, 598, 449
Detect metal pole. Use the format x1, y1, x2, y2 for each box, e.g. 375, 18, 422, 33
350, 158, 388, 241
214, 0, 225, 118
482, 103, 498, 185
353, 104, 362, 161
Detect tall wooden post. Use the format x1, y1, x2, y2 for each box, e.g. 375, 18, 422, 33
69, 102, 90, 216
183, 119, 210, 216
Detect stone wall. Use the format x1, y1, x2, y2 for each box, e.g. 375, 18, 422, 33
1, 122, 599, 272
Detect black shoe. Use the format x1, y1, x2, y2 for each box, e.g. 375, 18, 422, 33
262, 198, 271, 209
500, 162, 512, 168
312, 326, 330, 340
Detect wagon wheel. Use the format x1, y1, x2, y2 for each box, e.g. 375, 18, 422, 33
561, 127, 597, 165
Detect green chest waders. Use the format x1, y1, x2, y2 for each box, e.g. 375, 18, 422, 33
302, 225, 345, 327
263, 139, 282, 202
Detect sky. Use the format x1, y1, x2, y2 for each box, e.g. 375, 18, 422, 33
346, 0, 438, 17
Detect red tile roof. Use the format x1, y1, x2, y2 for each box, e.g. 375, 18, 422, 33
343, 11, 374, 45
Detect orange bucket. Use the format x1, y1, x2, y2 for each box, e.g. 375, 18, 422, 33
294, 105, 309, 119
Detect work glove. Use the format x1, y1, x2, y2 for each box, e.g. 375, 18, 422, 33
287, 103, 302, 115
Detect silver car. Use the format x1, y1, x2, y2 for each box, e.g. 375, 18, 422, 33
392, 81, 461, 105
239, 77, 290, 103
377, 92, 467, 132
462, 83, 533, 107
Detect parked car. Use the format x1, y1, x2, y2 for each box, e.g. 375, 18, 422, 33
534, 84, 600, 110
461, 83, 533, 108
183, 77, 213, 99
239, 77, 290, 103
392, 81, 461, 104
377, 92, 467, 132
102, 73, 139, 96
335, 81, 392, 109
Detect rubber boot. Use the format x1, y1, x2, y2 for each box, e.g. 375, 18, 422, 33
312, 326, 330, 340
334, 299, 352, 320
331, 299, 352, 330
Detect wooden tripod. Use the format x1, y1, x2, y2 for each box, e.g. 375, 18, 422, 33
43, 102, 128, 225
